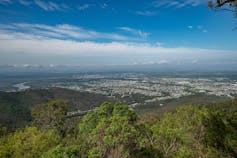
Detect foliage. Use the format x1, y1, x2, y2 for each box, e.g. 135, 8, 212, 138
0, 88, 111, 130
139, 100, 237, 158
148, 106, 204, 158
32, 100, 69, 136
0, 126, 7, 137
0, 99, 237, 158
78, 102, 140, 158
41, 145, 82, 158
203, 107, 237, 157
0, 127, 59, 158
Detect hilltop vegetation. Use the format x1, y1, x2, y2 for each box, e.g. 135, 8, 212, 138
0, 88, 112, 130
0, 99, 236, 158
0, 87, 230, 131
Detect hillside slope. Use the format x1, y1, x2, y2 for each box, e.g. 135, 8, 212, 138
0, 87, 112, 129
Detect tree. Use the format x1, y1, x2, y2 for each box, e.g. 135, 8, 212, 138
41, 145, 82, 158
78, 102, 140, 158
0, 127, 59, 158
1, 100, 236, 158
149, 106, 204, 158
31, 100, 69, 136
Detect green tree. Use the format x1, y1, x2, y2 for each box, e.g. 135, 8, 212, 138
78, 102, 140, 158
0, 126, 7, 137
32, 100, 69, 136
203, 110, 237, 157
146, 104, 237, 158
41, 145, 83, 158
1, 100, 236, 158
0, 127, 59, 158
149, 106, 200, 158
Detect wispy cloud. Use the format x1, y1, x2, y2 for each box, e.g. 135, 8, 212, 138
34, 0, 68, 11
14, 1, 107, 12
198, 25, 208, 33
18, 0, 31, 6
0, 30, 233, 60
78, 4, 92, 10
118, 27, 149, 39
0, 0, 12, 5
152, 0, 206, 8
134, 10, 157, 16
188, 25, 193, 29
100, 3, 108, 9
188, 25, 208, 33
0, 23, 234, 65
0, 23, 132, 41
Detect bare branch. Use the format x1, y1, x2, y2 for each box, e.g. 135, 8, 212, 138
216, 0, 236, 8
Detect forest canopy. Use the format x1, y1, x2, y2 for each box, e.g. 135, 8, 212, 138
0, 100, 237, 158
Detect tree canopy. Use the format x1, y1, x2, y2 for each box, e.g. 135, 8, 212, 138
0, 100, 237, 158
31, 100, 69, 136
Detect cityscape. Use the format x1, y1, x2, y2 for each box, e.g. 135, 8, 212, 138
48, 73, 237, 106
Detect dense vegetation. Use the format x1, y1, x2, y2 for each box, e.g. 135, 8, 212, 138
0, 87, 230, 131
0, 99, 236, 158
0, 88, 112, 130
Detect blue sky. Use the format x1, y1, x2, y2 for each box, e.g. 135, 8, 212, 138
0, 0, 237, 66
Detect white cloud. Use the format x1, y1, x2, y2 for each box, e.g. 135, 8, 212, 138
34, 0, 68, 11
188, 25, 208, 33
152, 0, 206, 8
18, 0, 31, 6
134, 10, 157, 16
0, 23, 234, 66
188, 25, 193, 29
131, 60, 171, 65
0, 28, 233, 59
155, 42, 163, 46
78, 4, 92, 10
0, 23, 131, 41
118, 27, 149, 39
